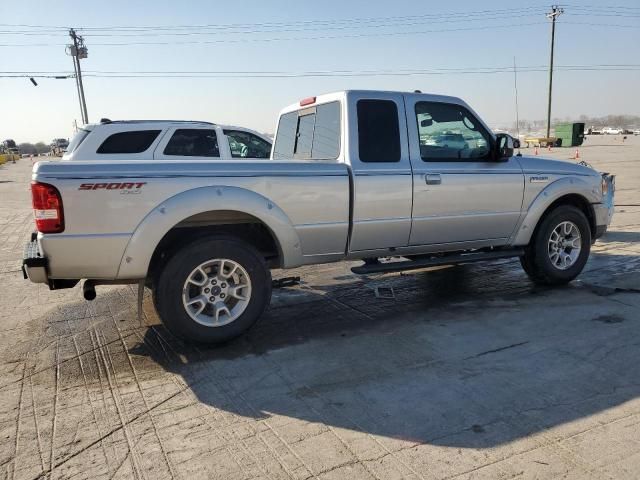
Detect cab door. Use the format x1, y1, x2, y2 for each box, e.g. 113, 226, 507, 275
347, 92, 413, 252
405, 95, 524, 247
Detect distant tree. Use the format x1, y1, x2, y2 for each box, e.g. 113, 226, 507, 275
18, 142, 37, 155
2, 139, 16, 149
34, 142, 49, 155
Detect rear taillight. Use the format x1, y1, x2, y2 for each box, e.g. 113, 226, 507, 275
31, 182, 64, 233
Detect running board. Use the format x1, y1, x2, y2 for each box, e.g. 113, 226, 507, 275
351, 249, 525, 275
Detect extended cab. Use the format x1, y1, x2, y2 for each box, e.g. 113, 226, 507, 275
23, 90, 615, 343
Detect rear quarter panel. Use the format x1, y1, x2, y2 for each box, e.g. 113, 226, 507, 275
33, 160, 349, 279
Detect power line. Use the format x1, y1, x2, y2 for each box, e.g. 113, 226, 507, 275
3, 18, 637, 49
0, 3, 636, 35
4, 63, 639, 76
5, 64, 637, 80
0, 12, 537, 37
0, 6, 549, 31
0, 74, 73, 78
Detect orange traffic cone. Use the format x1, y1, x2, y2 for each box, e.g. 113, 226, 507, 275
574, 148, 580, 159
534, 146, 539, 155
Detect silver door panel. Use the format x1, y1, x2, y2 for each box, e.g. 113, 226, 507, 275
345, 91, 414, 252
350, 172, 412, 251
409, 168, 524, 244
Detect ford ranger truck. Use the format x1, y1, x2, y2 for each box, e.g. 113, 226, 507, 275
23, 91, 615, 344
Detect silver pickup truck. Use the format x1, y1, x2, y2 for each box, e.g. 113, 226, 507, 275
23, 90, 615, 343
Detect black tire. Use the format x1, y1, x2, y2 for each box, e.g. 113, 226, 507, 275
520, 205, 591, 286
154, 235, 272, 344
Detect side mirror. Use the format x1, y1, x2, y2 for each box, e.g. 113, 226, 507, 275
494, 133, 514, 161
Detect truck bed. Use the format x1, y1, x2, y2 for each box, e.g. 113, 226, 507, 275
33, 160, 350, 279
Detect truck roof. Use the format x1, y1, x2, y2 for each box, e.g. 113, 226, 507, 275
279, 90, 467, 115
88, 119, 216, 128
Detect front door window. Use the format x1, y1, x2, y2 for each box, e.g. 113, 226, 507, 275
415, 102, 491, 161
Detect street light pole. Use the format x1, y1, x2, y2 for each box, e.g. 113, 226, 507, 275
545, 5, 563, 140
68, 29, 89, 124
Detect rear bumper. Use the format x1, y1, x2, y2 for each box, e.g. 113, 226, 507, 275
22, 235, 79, 289
22, 236, 48, 283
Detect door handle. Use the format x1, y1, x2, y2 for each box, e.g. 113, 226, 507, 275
425, 174, 442, 185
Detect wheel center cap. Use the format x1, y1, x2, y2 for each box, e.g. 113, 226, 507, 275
210, 286, 222, 296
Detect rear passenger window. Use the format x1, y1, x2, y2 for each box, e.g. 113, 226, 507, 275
97, 130, 160, 154
272, 101, 341, 160
163, 129, 219, 157
312, 102, 340, 159
357, 100, 400, 162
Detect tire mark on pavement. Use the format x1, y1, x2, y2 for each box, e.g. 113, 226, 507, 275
9, 362, 26, 480
27, 383, 191, 480
112, 318, 177, 479
150, 328, 299, 479
95, 328, 146, 480
28, 368, 46, 472
0, 329, 141, 391
72, 336, 112, 473
148, 328, 287, 480
48, 340, 60, 478
90, 329, 121, 468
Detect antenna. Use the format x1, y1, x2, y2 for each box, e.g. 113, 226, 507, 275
513, 56, 522, 156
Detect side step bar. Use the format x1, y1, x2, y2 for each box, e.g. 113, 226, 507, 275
351, 249, 525, 275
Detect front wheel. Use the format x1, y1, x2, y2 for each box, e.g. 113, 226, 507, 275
520, 205, 591, 286
154, 236, 272, 344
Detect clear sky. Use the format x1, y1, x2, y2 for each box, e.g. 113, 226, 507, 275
1, 0, 639, 143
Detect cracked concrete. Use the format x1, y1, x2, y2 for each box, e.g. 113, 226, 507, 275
0, 136, 639, 479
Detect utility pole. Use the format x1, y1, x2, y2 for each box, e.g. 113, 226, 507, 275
67, 29, 89, 124
545, 5, 563, 139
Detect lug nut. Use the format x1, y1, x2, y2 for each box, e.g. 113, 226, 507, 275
209, 296, 215, 302
204, 288, 210, 293
220, 293, 226, 299
221, 283, 226, 288
211, 280, 217, 285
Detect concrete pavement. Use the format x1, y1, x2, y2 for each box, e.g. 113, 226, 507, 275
0, 136, 639, 479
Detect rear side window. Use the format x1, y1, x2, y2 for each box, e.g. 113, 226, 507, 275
357, 100, 400, 163
312, 102, 340, 159
272, 101, 341, 160
97, 130, 160, 154
163, 129, 219, 157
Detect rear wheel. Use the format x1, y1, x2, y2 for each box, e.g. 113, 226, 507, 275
520, 205, 591, 285
155, 236, 271, 344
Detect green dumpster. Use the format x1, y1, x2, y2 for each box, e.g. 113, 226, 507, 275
553, 122, 585, 147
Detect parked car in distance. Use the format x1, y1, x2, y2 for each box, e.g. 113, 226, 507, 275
433, 133, 469, 150
61, 120, 272, 161
602, 127, 623, 135
24, 90, 615, 344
